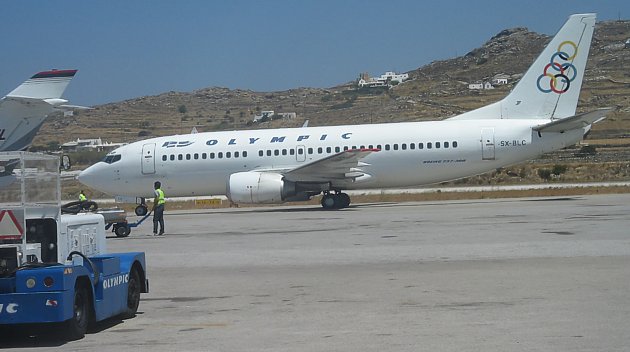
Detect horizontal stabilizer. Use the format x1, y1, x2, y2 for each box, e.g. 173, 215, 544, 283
57, 104, 93, 111
533, 108, 612, 133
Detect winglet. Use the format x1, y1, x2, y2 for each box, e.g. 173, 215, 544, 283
7, 69, 78, 99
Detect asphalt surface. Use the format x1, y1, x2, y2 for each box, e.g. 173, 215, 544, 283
3, 194, 630, 351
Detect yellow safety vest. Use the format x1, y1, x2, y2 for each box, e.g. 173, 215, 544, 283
156, 189, 165, 205
79, 193, 87, 201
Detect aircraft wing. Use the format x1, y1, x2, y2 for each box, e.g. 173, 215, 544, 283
281, 148, 379, 183
533, 108, 613, 133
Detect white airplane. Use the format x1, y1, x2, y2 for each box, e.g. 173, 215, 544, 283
79, 13, 610, 213
0, 69, 81, 152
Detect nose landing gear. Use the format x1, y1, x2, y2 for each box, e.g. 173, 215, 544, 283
134, 198, 148, 216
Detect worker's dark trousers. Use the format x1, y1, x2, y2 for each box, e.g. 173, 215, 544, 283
153, 204, 165, 234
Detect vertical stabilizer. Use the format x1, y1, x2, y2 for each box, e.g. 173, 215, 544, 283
450, 13, 596, 121
503, 13, 595, 119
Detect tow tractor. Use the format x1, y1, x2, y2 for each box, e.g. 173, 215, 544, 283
61, 202, 152, 238
0, 152, 149, 339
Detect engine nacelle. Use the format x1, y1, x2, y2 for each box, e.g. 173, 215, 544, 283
227, 172, 297, 204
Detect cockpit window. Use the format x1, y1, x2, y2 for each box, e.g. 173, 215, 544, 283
102, 154, 122, 164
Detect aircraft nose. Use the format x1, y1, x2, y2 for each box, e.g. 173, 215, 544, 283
77, 163, 103, 190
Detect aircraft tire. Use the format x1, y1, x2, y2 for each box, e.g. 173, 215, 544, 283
135, 205, 148, 216
338, 193, 351, 208
321, 194, 336, 209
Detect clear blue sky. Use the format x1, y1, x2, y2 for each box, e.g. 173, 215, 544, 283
1, 1, 628, 106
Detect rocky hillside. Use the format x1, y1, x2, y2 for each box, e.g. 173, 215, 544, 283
34, 20, 630, 148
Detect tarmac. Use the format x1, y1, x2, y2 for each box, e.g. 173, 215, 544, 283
3, 194, 630, 351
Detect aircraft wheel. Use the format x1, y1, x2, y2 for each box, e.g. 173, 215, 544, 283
338, 193, 351, 208
135, 205, 148, 216
321, 194, 336, 209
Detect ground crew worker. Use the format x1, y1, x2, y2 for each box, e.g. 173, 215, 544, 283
79, 190, 87, 202
152, 181, 165, 236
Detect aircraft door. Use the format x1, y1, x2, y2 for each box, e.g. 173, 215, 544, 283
141, 143, 156, 174
296, 145, 306, 162
481, 128, 495, 160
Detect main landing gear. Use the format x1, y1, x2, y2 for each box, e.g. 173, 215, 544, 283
320, 191, 351, 210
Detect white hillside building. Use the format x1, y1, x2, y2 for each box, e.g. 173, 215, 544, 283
358, 71, 409, 88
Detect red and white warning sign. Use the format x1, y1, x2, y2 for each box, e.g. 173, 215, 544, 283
0, 209, 24, 240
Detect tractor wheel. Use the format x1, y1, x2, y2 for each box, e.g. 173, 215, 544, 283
64, 282, 91, 340
121, 268, 141, 319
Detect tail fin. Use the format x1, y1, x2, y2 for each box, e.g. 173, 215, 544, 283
7, 69, 78, 99
451, 13, 596, 120
0, 69, 78, 151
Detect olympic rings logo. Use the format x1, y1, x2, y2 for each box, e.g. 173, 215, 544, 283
536, 41, 578, 94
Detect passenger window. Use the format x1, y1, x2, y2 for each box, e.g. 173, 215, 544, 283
298, 149, 303, 155
436, 142, 440, 148
308, 148, 313, 154
170, 155, 175, 161
218, 152, 223, 159
290, 149, 295, 155
243, 151, 248, 157
162, 155, 167, 161
410, 143, 415, 150
327, 147, 332, 153
259, 150, 263, 157
267, 150, 272, 156
194, 153, 199, 160
419, 143, 424, 149
226, 152, 231, 158
210, 153, 215, 159
335, 147, 341, 153
202, 153, 207, 159
453, 141, 458, 148
444, 142, 449, 148
274, 150, 279, 156
234, 151, 239, 158
427, 143, 432, 149
385, 144, 390, 151
282, 149, 287, 156
343, 146, 349, 151
178, 154, 183, 160
377, 145, 382, 150
318, 147, 323, 154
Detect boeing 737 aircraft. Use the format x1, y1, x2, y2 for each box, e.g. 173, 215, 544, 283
79, 14, 610, 213
0, 69, 81, 152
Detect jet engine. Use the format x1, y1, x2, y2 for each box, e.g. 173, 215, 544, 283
227, 172, 300, 204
